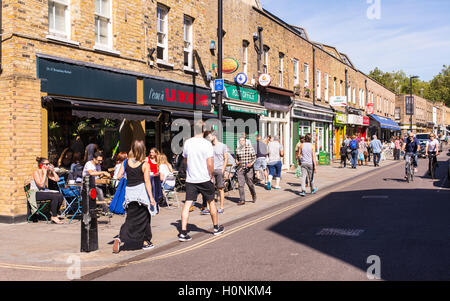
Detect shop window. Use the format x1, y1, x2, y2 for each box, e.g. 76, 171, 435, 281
157, 4, 169, 62
183, 15, 193, 69
48, 0, 70, 38
95, 0, 112, 49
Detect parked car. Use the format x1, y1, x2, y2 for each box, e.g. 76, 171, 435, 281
415, 133, 443, 153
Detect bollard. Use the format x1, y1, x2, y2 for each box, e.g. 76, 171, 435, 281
81, 175, 98, 252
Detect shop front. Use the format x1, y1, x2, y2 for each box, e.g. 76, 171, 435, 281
347, 113, 369, 140
368, 114, 401, 141
333, 112, 347, 160
291, 101, 334, 166
260, 87, 293, 169
222, 83, 266, 154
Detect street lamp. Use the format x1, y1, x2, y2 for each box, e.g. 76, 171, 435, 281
409, 75, 419, 132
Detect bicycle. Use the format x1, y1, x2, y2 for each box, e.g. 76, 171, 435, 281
405, 153, 415, 183
427, 151, 438, 180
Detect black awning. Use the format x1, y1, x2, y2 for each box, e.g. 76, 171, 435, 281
163, 109, 232, 120
263, 102, 290, 112
43, 96, 160, 121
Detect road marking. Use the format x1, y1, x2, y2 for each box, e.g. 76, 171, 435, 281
0, 161, 404, 274
316, 228, 365, 237
362, 195, 389, 199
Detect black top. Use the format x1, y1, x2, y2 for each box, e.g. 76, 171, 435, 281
125, 161, 145, 187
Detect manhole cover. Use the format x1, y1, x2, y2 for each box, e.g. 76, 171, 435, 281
316, 228, 365, 237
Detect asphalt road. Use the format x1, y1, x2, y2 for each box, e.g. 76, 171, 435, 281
83, 152, 450, 281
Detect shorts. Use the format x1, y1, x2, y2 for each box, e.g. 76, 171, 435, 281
185, 181, 215, 203
214, 170, 225, 189
268, 161, 282, 178
254, 157, 267, 172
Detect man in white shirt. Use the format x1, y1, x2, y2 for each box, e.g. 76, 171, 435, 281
82, 152, 110, 203
178, 120, 224, 242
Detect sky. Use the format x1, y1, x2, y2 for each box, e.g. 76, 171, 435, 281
259, 0, 450, 81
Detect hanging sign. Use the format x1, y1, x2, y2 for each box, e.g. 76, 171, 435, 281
223, 58, 239, 74
258, 74, 272, 87
366, 102, 374, 115
330, 96, 347, 107
234, 73, 248, 85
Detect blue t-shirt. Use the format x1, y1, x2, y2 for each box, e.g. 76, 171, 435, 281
404, 137, 420, 153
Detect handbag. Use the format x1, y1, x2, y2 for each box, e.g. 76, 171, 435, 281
109, 159, 127, 215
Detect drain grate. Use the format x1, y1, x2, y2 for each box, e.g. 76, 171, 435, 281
316, 228, 365, 237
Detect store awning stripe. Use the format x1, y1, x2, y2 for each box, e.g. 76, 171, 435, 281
369, 115, 401, 130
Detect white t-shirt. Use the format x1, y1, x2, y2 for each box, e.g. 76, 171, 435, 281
183, 137, 214, 184
82, 161, 98, 178
427, 140, 440, 152
159, 164, 176, 187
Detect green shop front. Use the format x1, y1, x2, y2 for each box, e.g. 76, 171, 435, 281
291, 101, 334, 166
222, 83, 266, 154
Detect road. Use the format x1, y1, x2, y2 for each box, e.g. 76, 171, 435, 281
82, 152, 450, 281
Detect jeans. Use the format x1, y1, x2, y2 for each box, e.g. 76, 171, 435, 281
267, 161, 282, 178
373, 153, 381, 166
351, 150, 358, 168
405, 152, 418, 175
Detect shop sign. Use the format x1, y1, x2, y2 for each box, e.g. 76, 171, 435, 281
224, 83, 258, 103
335, 112, 347, 124
144, 78, 211, 111
37, 57, 137, 103
223, 58, 239, 74
293, 109, 334, 123
234, 73, 248, 85
330, 96, 347, 107
258, 74, 272, 87
348, 114, 363, 125
366, 103, 374, 115
227, 104, 267, 116
363, 116, 370, 126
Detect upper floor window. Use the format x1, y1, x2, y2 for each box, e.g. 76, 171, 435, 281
242, 40, 249, 76
324, 73, 329, 102
353, 88, 356, 104
49, 0, 70, 38
263, 45, 270, 74
183, 15, 193, 68
278, 53, 284, 87
95, 0, 112, 48
157, 5, 169, 61
304, 63, 309, 87
316, 69, 321, 99
293, 59, 299, 87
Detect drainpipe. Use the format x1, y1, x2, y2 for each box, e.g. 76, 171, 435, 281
312, 46, 316, 106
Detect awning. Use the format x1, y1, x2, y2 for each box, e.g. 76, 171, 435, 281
163, 109, 228, 120
369, 115, 401, 131
42, 96, 160, 121
263, 102, 290, 112
226, 102, 267, 115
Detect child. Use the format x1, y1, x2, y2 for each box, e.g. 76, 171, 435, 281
340, 142, 348, 168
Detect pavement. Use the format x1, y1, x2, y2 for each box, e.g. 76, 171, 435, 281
0, 156, 405, 280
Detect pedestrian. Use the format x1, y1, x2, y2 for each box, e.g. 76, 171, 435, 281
84, 136, 99, 164
340, 142, 348, 168
113, 140, 156, 253
394, 136, 401, 160
113, 152, 128, 188
367, 137, 372, 163
266, 136, 284, 190
148, 147, 163, 206
298, 134, 318, 196
349, 135, 359, 169
178, 120, 224, 242
82, 152, 111, 209
235, 136, 257, 205
369, 135, 383, 167
206, 131, 228, 214
359, 138, 368, 166
254, 134, 269, 185
31, 157, 65, 224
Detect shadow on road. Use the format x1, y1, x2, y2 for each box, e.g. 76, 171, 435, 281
269, 188, 450, 280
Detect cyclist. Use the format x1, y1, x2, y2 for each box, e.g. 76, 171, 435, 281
401, 132, 420, 179
425, 133, 440, 176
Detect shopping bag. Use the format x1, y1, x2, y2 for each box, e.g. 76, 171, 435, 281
109, 177, 127, 215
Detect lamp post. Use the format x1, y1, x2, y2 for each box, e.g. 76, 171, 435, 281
217, 0, 223, 130
409, 75, 419, 132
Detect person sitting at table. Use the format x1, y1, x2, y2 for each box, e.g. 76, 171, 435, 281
159, 154, 175, 190
82, 152, 110, 207
69, 152, 83, 183
57, 148, 73, 170
32, 157, 65, 224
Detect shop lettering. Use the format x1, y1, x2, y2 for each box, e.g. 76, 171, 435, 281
148, 88, 165, 102
165, 88, 209, 107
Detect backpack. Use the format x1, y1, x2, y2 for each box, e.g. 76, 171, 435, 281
350, 140, 358, 150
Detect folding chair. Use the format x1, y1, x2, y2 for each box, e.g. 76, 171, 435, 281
24, 183, 50, 224
161, 173, 180, 209
57, 177, 82, 223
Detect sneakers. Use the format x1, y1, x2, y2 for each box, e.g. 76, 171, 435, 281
142, 241, 155, 250
311, 188, 318, 194
414, 168, 418, 173
178, 233, 192, 242
237, 201, 246, 206
273, 186, 281, 190
300, 191, 306, 197
213, 225, 225, 236
218, 208, 224, 214
200, 208, 210, 215
112, 238, 121, 254
267, 182, 271, 190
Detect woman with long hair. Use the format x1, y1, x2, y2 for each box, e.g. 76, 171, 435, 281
159, 154, 175, 190
113, 140, 156, 253
31, 157, 65, 224
148, 148, 160, 176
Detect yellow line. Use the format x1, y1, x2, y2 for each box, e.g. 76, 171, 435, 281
1, 162, 402, 273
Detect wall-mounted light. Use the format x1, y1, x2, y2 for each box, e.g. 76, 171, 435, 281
210, 41, 216, 55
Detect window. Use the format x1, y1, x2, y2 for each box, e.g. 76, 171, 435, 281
242, 41, 249, 76
348, 86, 351, 103
340, 81, 343, 97
304, 63, 309, 87
324, 73, 329, 102
293, 59, 299, 87
183, 16, 193, 68
333, 77, 336, 97
278, 53, 284, 87
316, 70, 321, 99
48, 0, 70, 38
95, 0, 112, 48
263, 46, 269, 74
353, 88, 356, 104
157, 5, 169, 61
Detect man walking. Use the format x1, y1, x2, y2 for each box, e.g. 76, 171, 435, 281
235, 137, 257, 206
207, 131, 228, 214
370, 135, 383, 167
298, 134, 318, 196
349, 135, 359, 169
254, 135, 269, 185
178, 120, 224, 242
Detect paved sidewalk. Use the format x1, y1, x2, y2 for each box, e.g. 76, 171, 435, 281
0, 157, 402, 280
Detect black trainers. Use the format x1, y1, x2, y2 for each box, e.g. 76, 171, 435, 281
178, 233, 192, 242
142, 241, 155, 250
213, 225, 224, 236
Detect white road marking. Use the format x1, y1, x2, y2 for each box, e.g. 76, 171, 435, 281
316, 228, 365, 237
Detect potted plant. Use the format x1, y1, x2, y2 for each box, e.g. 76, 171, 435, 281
304, 86, 311, 98
294, 84, 301, 96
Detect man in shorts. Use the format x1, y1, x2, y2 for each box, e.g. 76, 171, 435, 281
253, 135, 268, 185
178, 120, 224, 242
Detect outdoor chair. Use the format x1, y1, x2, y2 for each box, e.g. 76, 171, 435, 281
57, 177, 82, 223
24, 183, 50, 224
161, 173, 180, 209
